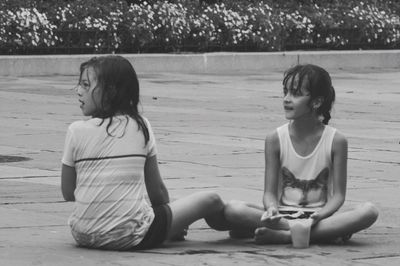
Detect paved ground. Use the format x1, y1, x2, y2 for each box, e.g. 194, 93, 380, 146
0, 68, 399, 265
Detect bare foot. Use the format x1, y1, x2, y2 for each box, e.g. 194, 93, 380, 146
254, 227, 291, 245
259, 217, 290, 231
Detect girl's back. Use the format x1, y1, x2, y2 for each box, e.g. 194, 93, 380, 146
62, 55, 230, 251
62, 115, 156, 241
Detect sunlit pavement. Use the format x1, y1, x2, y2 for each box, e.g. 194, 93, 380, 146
0, 68, 399, 265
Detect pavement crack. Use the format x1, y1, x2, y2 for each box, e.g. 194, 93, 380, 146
0, 175, 58, 179
0, 200, 66, 205
168, 186, 219, 190
0, 224, 66, 229
349, 157, 400, 165
160, 159, 261, 169
352, 254, 400, 260
139, 249, 298, 257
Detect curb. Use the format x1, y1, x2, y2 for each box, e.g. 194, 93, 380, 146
1, 50, 400, 76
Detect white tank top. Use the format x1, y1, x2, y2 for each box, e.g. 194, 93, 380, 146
277, 123, 337, 212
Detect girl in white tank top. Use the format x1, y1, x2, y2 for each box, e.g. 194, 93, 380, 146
277, 122, 336, 212
224, 64, 378, 245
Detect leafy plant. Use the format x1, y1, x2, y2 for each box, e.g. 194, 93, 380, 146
1, 0, 399, 54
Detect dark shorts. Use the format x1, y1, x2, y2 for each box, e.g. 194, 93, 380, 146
279, 210, 314, 219
134, 204, 172, 250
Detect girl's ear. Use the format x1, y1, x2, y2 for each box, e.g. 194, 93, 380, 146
312, 97, 323, 110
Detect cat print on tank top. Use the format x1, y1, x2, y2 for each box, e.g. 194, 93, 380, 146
280, 167, 329, 207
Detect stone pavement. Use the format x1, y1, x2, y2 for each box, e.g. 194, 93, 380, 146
0, 67, 399, 265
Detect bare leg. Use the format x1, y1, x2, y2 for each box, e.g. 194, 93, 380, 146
310, 202, 378, 243
255, 202, 379, 244
224, 200, 264, 238
167, 191, 229, 240
255, 227, 291, 244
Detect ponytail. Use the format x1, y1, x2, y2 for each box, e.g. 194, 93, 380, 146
319, 84, 335, 125
322, 111, 331, 125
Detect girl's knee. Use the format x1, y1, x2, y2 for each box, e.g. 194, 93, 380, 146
224, 200, 247, 221
200, 191, 224, 211
362, 202, 379, 219
358, 202, 379, 225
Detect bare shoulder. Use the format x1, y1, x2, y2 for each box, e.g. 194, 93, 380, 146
332, 129, 348, 153
265, 129, 280, 153
265, 129, 279, 143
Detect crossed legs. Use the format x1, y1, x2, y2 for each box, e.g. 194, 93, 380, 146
224, 200, 379, 244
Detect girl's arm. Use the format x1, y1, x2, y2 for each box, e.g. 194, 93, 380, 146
144, 155, 170, 206
311, 131, 348, 223
263, 131, 281, 215
61, 164, 77, 201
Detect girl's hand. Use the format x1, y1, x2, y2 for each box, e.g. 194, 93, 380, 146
260, 206, 280, 222
310, 212, 321, 225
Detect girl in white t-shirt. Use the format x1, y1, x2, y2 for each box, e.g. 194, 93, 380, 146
61, 55, 228, 250
224, 64, 378, 245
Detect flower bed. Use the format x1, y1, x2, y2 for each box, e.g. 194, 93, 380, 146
1, 0, 400, 54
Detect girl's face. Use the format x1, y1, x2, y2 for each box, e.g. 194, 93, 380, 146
76, 67, 102, 117
282, 75, 313, 121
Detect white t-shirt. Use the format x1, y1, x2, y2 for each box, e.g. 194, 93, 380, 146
277, 123, 336, 212
62, 115, 157, 247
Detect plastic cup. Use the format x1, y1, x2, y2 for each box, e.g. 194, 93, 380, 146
288, 218, 313, 248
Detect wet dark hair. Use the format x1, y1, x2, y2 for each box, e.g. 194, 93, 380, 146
283, 64, 335, 125
79, 55, 149, 143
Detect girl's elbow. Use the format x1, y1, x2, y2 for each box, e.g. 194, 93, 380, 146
154, 192, 169, 206
332, 194, 345, 208
148, 188, 169, 206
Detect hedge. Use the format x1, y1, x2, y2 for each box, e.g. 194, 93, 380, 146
1, 0, 400, 54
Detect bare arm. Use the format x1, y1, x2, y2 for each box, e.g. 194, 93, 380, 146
263, 131, 281, 213
144, 155, 170, 207
61, 164, 76, 201
311, 131, 347, 223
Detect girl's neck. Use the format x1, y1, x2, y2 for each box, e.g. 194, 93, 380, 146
289, 116, 324, 137
91, 111, 124, 119
288, 116, 325, 157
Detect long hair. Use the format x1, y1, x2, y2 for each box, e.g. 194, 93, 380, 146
79, 55, 149, 143
283, 64, 336, 125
